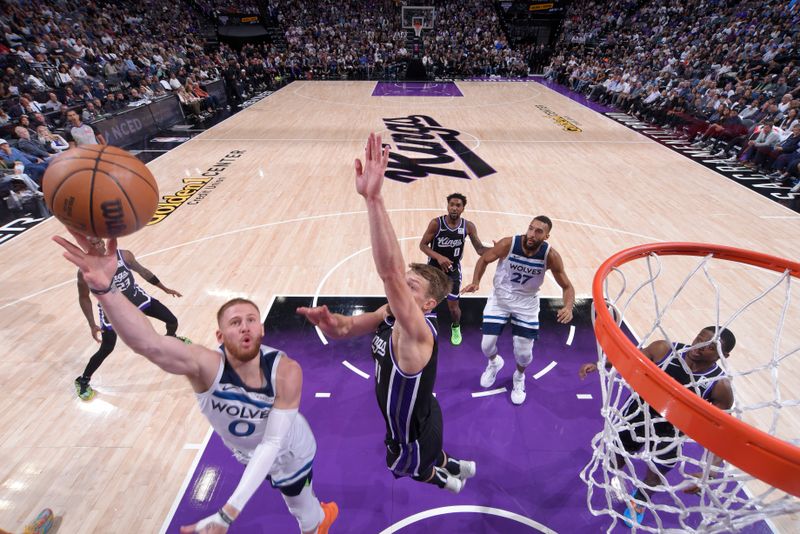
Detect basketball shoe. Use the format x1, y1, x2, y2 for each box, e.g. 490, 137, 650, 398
23, 508, 54, 534
74, 376, 95, 401
450, 324, 462, 346
511, 371, 526, 405
317, 502, 338, 534
480, 355, 504, 388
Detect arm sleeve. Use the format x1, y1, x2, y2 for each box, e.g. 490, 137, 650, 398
227, 408, 297, 512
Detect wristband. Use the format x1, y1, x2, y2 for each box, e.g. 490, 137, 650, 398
147, 275, 160, 285
89, 282, 116, 295
218, 509, 234, 525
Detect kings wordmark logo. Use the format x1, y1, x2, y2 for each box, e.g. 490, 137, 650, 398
382, 115, 496, 183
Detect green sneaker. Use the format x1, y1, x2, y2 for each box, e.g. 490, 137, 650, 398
177, 336, 193, 345
450, 324, 462, 346
74, 377, 95, 401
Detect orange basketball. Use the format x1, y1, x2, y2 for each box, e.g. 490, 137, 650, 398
42, 145, 160, 238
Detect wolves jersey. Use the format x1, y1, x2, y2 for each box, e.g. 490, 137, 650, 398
492, 236, 549, 299
427, 216, 467, 269
196, 344, 316, 487
98, 249, 151, 330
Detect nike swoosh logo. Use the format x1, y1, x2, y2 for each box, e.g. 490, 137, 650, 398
221, 384, 239, 391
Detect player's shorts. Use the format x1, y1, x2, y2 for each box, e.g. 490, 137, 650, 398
481, 291, 540, 339
445, 265, 462, 301
618, 414, 681, 473
233, 413, 318, 490
385, 398, 443, 479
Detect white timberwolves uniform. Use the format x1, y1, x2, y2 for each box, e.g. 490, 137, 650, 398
482, 236, 549, 339
197, 344, 316, 489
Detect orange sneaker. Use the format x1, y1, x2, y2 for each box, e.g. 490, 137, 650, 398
317, 501, 339, 534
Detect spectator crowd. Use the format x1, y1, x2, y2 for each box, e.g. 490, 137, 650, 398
545, 0, 800, 191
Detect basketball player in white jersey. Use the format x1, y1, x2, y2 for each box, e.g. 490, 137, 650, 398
298, 133, 476, 494
419, 193, 489, 346
462, 216, 575, 405
53, 234, 338, 534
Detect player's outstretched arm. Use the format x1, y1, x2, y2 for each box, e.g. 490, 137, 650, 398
466, 220, 490, 255
356, 133, 432, 368
461, 236, 511, 293
123, 249, 183, 297
547, 248, 575, 323
54, 232, 216, 390
297, 304, 387, 339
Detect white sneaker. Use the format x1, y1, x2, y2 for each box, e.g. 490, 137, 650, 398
511, 371, 526, 405
457, 460, 476, 482
444, 474, 464, 494
480, 355, 504, 388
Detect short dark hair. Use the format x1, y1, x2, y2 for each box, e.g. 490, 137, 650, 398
702, 326, 736, 354
446, 193, 467, 206
409, 263, 451, 304
534, 215, 553, 231
217, 298, 260, 325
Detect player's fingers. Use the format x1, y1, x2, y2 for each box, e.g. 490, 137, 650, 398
107, 237, 119, 256
179, 524, 197, 533
354, 158, 363, 176
64, 228, 92, 251
53, 234, 84, 255
365, 133, 373, 160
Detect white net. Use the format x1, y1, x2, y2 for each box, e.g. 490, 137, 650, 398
581, 247, 800, 532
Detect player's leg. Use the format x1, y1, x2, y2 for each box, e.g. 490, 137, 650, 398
507, 298, 540, 404
280, 473, 337, 534
407, 402, 470, 493
142, 298, 179, 337
479, 293, 509, 387
75, 328, 118, 400
447, 267, 463, 345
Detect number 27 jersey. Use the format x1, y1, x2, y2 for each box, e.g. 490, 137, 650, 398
493, 236, 549, 299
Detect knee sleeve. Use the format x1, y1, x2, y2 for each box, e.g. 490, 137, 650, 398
480, 335, 498, 358
283, 483, 324, 532
512, 335, 534, 367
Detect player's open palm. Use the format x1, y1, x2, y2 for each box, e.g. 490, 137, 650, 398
53, 230, 117, 291
355, 132, 389, 199
297, 305, 341, 336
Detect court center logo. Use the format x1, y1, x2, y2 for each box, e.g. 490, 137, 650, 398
382, 115, 496, 183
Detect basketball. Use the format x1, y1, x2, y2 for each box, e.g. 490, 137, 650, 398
42, 144, 159, 238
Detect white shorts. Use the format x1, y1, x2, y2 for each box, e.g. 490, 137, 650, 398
232, 413, 317, 489
481, 291, 540, 339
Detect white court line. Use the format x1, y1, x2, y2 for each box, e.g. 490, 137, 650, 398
533, 361, 557, 380
182, 443, 204, 450
159, 427, 213, 534
315, 392, 331, 398
759, 215, 800, 219
471, 387, 507, 398
2, 209, 660, 309
193, 137, 651, 145
311, 236, 421, 345
379, 505, 556, 533
576, 394, 593, 400
566, 325, 576, 346
342, 360, 370, 379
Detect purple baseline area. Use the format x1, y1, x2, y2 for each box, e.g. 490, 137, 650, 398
372, 81, 463, 97
166, 299, 773, 534
533, 78, 616, 115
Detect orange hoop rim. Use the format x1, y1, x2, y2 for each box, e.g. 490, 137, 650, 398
592, 242, 800, 497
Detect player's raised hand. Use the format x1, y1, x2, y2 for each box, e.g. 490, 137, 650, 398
297, 305, 344, 336
461, 283, 479, 294
53, 230, 118, 292
355, 132, 389, 200
556, 305, 573, 324
578, 362, 597, 379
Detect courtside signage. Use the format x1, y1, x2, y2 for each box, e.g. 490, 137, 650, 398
148, 150, 246, 226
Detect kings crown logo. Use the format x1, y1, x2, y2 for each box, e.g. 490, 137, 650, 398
382, 115, 496, 183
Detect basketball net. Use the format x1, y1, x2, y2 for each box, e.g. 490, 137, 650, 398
581, 243, 800, 532
412, 21, 423, 38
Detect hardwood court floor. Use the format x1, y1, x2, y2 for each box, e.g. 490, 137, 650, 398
0, 81, 798, 532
